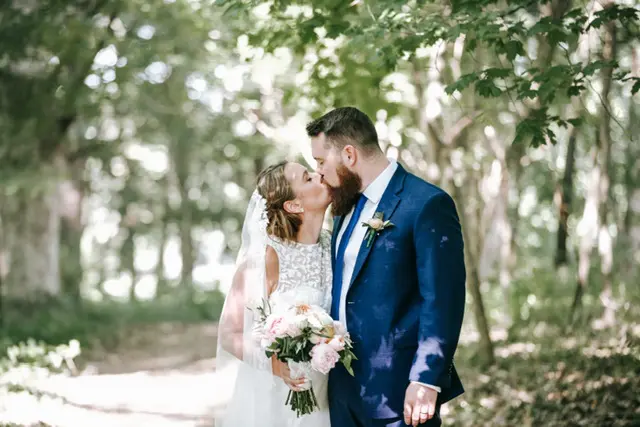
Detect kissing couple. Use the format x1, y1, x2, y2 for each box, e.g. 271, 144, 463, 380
216, 107, 465, 427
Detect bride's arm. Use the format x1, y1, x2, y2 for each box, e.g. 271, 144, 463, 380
218, 262, 248, 360
265, 245, 279, 297
265, 246, 286, 377
219, 245, 279, 361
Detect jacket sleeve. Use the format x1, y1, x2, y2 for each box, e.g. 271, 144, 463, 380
409, 192, 466, 388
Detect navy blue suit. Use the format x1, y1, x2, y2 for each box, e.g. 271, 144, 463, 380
329, 164, 465, 426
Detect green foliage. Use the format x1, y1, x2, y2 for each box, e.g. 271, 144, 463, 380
221, 0, 639, 146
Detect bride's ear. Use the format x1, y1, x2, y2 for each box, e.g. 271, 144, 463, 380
283, 200, 304, 214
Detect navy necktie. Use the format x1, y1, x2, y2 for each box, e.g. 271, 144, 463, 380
331, 194, 368, 320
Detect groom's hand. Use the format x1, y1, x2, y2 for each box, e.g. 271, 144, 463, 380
404, 382, 437, 426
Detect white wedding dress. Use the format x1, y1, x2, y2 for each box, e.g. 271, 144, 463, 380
216, 223, 332, 427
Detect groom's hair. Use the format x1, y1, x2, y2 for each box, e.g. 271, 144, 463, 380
306, 107, 381, 156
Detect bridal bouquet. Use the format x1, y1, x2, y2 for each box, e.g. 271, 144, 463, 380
252, 300, 356, 417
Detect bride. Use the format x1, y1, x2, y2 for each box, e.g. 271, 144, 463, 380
215, 161, 332, 427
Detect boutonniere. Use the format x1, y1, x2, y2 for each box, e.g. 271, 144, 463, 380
362, 212, 394, 247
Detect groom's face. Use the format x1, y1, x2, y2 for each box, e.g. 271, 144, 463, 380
311, 133, 362, 216
311, 133, 342, 188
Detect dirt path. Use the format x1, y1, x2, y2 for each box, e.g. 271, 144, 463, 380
0, 323, 224, 427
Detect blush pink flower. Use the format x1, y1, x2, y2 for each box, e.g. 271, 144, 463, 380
265, 314, 289, 340
327, 335, 346, 352
310, 343, 340, 374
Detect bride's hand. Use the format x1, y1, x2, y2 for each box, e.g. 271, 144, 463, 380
272, 357, 308, 391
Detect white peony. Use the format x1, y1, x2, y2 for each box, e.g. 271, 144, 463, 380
308, 308, 334, 330
309, 333, 325, 345
333, 320, 347, 336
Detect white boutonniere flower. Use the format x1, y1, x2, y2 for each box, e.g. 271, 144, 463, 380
362, 212, 394, 247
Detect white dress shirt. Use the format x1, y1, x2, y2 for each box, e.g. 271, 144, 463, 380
335, 160, 398, 324
334, 160, 441, 393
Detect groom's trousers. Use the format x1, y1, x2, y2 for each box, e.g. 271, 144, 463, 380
329, 366, 442, 427
330, 396, 442, 427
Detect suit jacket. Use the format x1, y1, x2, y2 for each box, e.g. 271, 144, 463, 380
329, 164, 465, 419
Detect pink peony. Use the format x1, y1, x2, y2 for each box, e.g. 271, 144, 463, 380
310, 343, 340, 374
265, 314, 289, 340
328, 335, 346, 352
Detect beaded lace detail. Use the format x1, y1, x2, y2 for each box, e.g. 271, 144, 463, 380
267, 229, 332, 312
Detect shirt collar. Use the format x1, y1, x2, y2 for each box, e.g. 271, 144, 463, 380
363, 160, 398, 205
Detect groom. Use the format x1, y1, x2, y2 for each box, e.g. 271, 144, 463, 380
307, 107, 466, 426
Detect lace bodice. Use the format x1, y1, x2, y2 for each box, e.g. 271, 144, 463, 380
267, 229, 333, 313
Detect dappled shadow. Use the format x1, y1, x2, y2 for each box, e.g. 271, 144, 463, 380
444, 325, 640, 426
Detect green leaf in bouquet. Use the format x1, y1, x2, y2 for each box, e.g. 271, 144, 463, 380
343, 354, 354, 376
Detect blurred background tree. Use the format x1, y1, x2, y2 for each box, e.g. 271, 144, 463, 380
0, 0, 638, 426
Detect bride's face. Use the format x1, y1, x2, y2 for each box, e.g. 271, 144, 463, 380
284, 162, 331, 213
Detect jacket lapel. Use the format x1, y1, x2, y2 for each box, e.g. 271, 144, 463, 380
348, 165, 407, 289
331, 215, 345, 268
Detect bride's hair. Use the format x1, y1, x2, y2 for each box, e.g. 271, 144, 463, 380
256, 162, 302, 241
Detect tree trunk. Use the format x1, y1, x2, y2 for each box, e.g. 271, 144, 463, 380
453, 181, 495, 366
154, 176, 170, 298
155, 221, 168, 297
411, 58, 443, 183
571, 142, 600, 323
450, 123, 495, 365
178, 185, 194, 287
620, 48, 639, 281
595, 11, 617, 327
122, 227, 137, 302
554, 126, 578, 267
505, 0, 572, 266
60, 218, 83, 302
570, 4, 617, 324
0, 194, 7, 322
496, 159, 515, 325
59, 162, 86, 303
6, 187, 62, 299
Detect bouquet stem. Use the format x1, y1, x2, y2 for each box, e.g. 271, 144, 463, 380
286, 388, 319, 417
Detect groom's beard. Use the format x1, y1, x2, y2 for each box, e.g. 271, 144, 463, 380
328, 164, 362, 217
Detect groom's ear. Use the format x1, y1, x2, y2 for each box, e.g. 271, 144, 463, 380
342, 145, 357, 167
283, 200, 304, 214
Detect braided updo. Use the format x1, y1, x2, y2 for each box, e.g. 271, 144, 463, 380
256, 162, 302, 241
